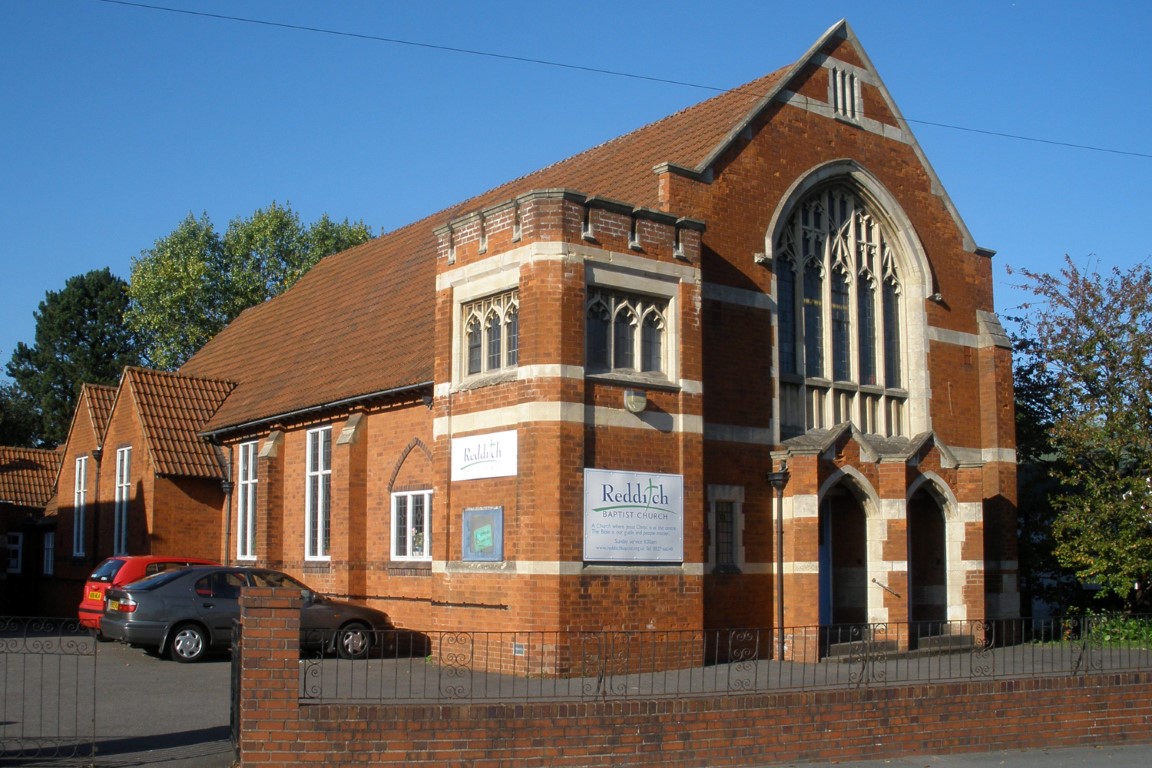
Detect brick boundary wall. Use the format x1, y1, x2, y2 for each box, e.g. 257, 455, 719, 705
238, 588, 1152, 768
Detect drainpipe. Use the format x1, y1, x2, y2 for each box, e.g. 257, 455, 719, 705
767, 459, 790, 661
213, 442, 234, 566
91, 446, 103, 561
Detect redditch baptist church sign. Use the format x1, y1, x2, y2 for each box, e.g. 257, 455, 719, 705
583, 468, 684, 563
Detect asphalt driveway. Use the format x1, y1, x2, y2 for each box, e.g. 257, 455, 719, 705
2, 638, 233, 767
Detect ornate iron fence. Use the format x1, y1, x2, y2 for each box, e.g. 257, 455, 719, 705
298, 615, 1152, 703
0, 616, 96, 761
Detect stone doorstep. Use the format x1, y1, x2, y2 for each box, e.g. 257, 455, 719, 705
825, 633, 977, 662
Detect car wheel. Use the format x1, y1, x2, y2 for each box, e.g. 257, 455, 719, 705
169, 623, 208, 663
336, 622, 371, 660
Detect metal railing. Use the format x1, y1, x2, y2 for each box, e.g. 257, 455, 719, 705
0, 617, 96, 761
298, 615, 1152, 704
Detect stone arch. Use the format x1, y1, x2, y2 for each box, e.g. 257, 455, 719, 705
767, 159, 934, 437
906, 471, 956, 631
817, 466, 881, 629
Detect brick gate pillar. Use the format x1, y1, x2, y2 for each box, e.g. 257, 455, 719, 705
237, 586, 301, 767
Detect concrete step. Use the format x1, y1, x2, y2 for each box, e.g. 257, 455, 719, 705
825, 634, 976, 662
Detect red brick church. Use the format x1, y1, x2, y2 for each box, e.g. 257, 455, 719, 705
41, 20, 1017, 652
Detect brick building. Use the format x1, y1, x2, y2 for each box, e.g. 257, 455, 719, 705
1, 445, 60, 615
46, 20, 1017, 647
41, 372, 233, 617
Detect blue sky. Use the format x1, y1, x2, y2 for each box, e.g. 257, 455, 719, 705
2, 0, 1149, 382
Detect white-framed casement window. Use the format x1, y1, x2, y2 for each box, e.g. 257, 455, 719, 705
6, 532, 22, 574
707, 485, 745, 574
775, 184, 906, 439
585, 289, 669, 376
73, 455, 87, 557
114, 447, 131, 555
42, 531, 55, 576
463, 289, 519, 377
236, 440, 258, 560
305, 427, 331, 560
391, 490, 432, 561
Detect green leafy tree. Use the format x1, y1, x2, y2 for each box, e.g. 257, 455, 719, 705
6, 268, 141, 446
127, 203, 372, 369
0, 382, 42, 447
1011, 257, 1152, 610
1010, 320, 1082, 613
125, 213, 228, 372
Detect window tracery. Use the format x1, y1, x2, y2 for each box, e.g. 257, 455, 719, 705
775, 185, 906, 437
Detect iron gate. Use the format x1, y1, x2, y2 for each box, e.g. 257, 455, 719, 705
0, 616, 96, 762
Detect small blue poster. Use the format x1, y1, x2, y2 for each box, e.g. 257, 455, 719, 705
462, 506, 503, 562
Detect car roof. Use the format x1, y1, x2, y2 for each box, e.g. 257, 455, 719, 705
101, 554, 217, 564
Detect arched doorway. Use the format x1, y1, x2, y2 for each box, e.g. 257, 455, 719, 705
908, 488, 947, 637
818, 486, 868, 637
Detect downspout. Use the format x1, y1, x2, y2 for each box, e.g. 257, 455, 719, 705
211, 441, 234, 566
91, 446, 103, 562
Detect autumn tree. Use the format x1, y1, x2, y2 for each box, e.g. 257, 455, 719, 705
1012, 257, 1152, 610
127, 202, 372, 369
6, 268, 141, 446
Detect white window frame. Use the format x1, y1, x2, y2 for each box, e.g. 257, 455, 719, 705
236, 440, 258, 561
114, 447, 131, 555
305, 427, 331, 561
391, 490, 432, 562
42, 531, 55, 576
707, 485, 745, 573
73, 455, 87, 557
6, 532, 22, 574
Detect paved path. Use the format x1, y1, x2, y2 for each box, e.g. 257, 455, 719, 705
1, 636, 233, 767
776, 742, 1151, 767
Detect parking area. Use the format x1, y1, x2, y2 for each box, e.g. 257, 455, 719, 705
2, 636, 233, 767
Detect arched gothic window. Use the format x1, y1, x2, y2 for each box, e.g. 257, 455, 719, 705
463, 289, 520, 377
585, 290, 668, 376
775, 185, 906, 438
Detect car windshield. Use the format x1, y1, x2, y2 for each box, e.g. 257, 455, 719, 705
123, 568, 191, 590
89, 559, 126, 582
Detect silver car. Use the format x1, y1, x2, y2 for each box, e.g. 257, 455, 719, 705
101, 565, 395, 662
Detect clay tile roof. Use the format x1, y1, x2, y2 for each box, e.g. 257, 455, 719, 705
458, 68, 789, 212
123, 368, 235, 478
180, 64, 793, 435
0, 446, 61, 507
83, 383, 117, 438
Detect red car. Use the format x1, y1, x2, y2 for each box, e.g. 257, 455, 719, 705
78, 555, 218, 634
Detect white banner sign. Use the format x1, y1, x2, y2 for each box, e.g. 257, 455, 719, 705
583, 468, 684, 563
451, 430, 518, 481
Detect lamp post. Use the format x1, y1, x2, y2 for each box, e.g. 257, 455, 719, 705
766, 460, 790, 661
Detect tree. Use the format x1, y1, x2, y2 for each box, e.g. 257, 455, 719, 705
1010, 322, 1081, 613
127, 203, 372, 370
6, 268, 141, 446
1011, 256, 1152, 610
124, 213, 228, 373
0, 382, 41, 447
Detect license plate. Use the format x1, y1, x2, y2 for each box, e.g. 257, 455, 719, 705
88, 590, 102, 601
108, 599, 119, 611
